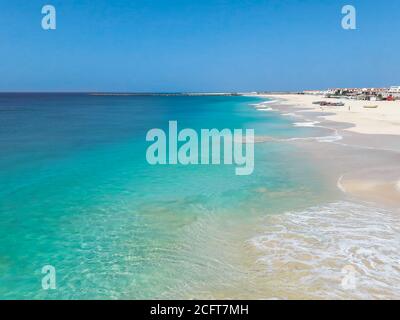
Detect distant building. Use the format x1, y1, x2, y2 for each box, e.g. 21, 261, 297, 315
389, 86, 400, 93
305, 87, 399, 100
303, 90, 325, 95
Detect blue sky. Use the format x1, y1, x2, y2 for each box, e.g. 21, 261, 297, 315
0, 0, 399, 92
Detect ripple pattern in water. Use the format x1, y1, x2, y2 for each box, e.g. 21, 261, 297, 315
250, 201, 400, 299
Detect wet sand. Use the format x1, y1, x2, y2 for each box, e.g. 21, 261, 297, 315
229, 96, 400, 299
175, 96, 400, 300
253, 95, 400, 209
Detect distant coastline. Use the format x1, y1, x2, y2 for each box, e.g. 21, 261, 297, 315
0, 91, 300, 96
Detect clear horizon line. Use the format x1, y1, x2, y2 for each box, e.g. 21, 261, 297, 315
0, 90, 298, 94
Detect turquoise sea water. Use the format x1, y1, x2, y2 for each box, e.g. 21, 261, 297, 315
0, 94, 329, 299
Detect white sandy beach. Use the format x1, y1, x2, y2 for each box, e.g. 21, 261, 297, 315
247, 93, 400, 208
261, 94, 400, 135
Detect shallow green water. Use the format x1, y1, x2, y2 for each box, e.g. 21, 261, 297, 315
0, 94, 328, 299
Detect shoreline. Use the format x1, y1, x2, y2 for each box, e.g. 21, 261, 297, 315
250, 94, 400, 209
237, 94, 400, 299
258, 94, 400, 136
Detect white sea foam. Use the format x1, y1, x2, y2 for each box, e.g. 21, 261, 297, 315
262, 100, 278, 104
284, 131, 343, 143
293, 121, 320, 127
287, 119, 344, 143
256, 107, 273, 112
315, 133, 343, 143
249, 201, 400, 299
281, 112, 302, 118
252, 100, 278, 111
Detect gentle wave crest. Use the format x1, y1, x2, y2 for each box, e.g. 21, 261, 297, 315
293, 121, 320, 127
249, 201, 400, 299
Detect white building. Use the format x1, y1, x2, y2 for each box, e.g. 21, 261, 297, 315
389, 86, 400, 93
303, 90, 325, 95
